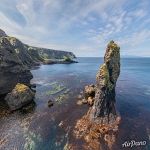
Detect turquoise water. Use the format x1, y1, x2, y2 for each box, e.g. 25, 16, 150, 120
0, 57, 150, 150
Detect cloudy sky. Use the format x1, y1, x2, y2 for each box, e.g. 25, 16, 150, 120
0, 0, 150, 57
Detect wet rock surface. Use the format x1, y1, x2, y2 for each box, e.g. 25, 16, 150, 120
48, 99, 54, 107
5, 83, 35, 111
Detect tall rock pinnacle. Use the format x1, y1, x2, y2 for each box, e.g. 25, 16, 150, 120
90, 40, 120, 124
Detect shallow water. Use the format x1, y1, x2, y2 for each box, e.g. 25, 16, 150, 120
0, 57, 150, 150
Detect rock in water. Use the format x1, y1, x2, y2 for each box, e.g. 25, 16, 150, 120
90, 40, 120, 124
5, 83, 35, 111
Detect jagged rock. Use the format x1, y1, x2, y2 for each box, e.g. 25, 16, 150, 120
84, 84, 95, 99
87, 97, 94, 106
0, 29, 7, 37
90, 40, 120, 124
5, 83, 35, 111
0, 28, 76, 96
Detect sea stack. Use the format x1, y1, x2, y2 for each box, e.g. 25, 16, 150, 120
90, 40, 120, 124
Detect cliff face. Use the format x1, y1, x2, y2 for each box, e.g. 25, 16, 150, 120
0, 37, 33, 95
0, 29, 7, 37
72, 41, 120, 149
0, 29, 76, 95
90, 40, 120, 123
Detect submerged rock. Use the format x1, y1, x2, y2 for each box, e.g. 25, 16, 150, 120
90, 40, 120, 123
5, 83, 35, 111
48, 99, 54, 107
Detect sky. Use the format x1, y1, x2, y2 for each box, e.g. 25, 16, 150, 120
0, 0, 150, 57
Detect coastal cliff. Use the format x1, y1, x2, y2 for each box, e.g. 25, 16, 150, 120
0, 29, 76, 96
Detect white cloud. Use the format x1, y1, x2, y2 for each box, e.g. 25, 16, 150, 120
0, 0, 150, 56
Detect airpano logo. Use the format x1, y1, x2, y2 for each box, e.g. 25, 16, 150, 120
122, 140, 147, 148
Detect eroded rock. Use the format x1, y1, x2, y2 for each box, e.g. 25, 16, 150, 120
72, 41, 121, 149
84, 84, 95, 99
90, 40, 120, 124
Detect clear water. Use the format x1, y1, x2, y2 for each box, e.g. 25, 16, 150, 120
0, 57, 150, 150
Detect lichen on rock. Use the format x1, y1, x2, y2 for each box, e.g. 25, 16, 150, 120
5, 83, 35, 111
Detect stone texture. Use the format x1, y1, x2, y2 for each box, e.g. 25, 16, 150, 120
90, 40, 120, 124
0, 36, 33, 95
5, 83, 35, 111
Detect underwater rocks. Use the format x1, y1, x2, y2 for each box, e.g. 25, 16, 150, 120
90, 40, 120, 124
73, 111, 120, 150
48, 99, 54, 107
5, 83, 35, 111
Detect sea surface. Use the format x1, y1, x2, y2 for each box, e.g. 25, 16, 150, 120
0, 57, 150, 150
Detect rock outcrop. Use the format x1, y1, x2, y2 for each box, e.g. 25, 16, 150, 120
5, 83, 35, 111
90, 40, 120, 124
0, 36, 33, 95
0, 29, 7, 37
72, 41, 121, 149
0, 29, 76, 96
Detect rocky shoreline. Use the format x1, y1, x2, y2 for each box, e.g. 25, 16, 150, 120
0, 29, 77, 110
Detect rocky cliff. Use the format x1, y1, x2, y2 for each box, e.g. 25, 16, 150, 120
0, 29, 76, 95
0, 36, 33, 95
72, 41, 121, 149
90, 40, 120, 123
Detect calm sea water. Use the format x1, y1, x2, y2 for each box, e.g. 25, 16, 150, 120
0, 57, 150, 150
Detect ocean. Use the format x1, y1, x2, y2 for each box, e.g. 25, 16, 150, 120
0, 57, 150, 150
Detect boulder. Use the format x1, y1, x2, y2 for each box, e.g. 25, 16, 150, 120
48, 99, 54, 107
5, 83, 35, 111
90, 41, 120, 124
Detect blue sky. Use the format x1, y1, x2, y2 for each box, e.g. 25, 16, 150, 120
0, 0, 150, 57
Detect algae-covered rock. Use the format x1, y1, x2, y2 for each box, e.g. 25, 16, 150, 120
5, 83, 35, 111
90, 40, 120, 124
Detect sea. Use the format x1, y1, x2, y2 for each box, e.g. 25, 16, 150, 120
0, 57, 150, 150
